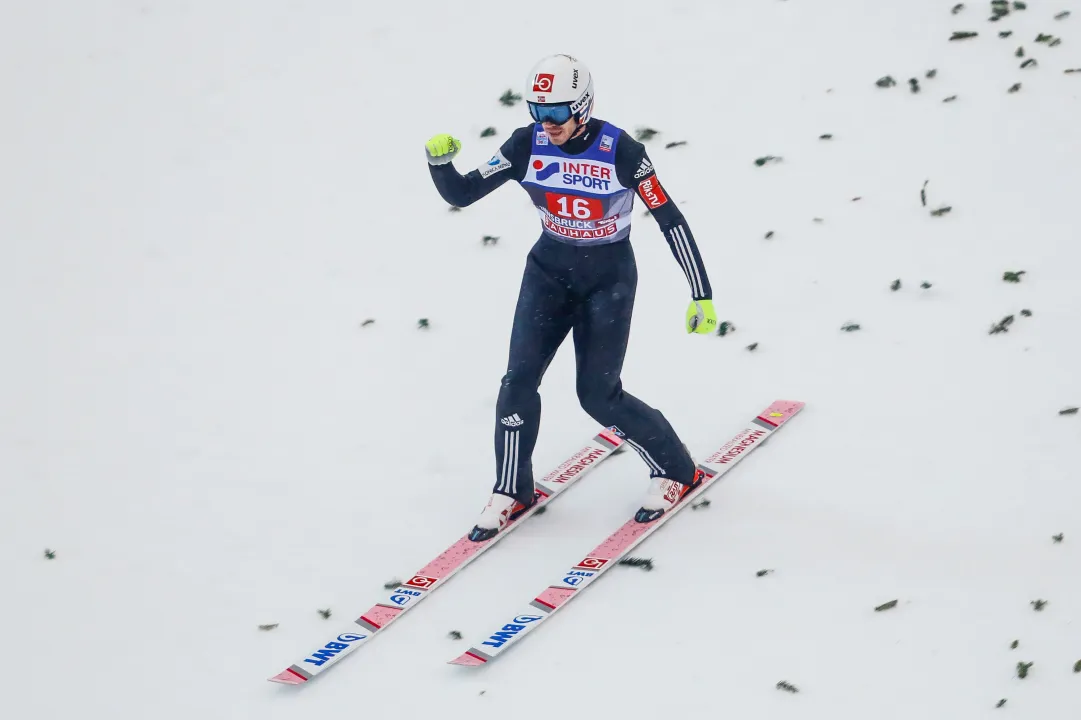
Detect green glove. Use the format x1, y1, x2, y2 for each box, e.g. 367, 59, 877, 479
425, 133, 462, 165
686, 299, 718, 334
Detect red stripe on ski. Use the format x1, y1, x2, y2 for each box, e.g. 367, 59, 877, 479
269, 668, 308, 684
756, 401, 803, 429
360, 604, 401, 628
359, 615, 381, 630
534, 586, 575, 610
598, 428, 623, 446
448, 650, 488, 666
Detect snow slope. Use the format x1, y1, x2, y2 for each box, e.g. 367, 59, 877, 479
2, 0, 1079, 717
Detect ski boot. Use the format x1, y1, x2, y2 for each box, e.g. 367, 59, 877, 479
634, 467, 705, 523
468, 490, 538, 542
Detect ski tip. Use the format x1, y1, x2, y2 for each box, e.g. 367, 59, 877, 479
268, 668, 308, 685
448, 650, 488, 667
758, 400, 805, 426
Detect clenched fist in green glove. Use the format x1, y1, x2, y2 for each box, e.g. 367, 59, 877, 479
425, 133, 462, 165
686, 299, 718, 334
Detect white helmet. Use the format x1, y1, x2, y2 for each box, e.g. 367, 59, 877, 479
524, 54, 595, 126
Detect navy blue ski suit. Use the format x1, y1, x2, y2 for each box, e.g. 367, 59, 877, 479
428, 118, 713, 505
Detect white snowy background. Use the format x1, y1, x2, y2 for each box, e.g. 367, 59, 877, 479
2, 0, 1079, 717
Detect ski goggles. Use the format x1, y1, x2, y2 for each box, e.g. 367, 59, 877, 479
528, 101, 574, 125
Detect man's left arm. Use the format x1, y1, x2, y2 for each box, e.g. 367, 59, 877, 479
616, 134, 716, 333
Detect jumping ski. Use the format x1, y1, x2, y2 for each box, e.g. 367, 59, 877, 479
448, 400, 804, 667
268, 428, 624, 684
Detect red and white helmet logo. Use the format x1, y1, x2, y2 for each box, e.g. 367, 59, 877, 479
533, 73, 555, 93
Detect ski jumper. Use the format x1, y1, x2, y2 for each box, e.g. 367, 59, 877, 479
428, 118, 713, 505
